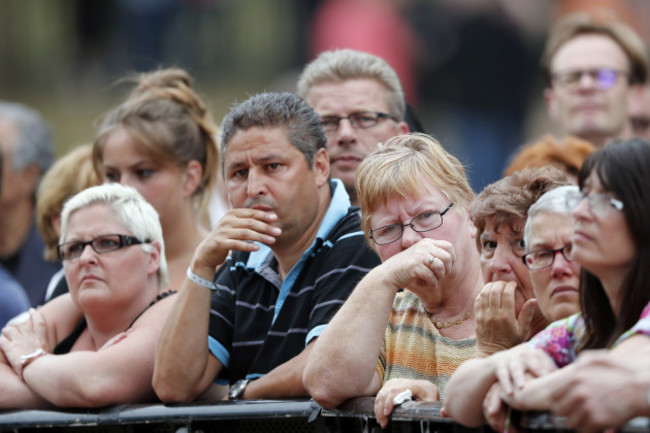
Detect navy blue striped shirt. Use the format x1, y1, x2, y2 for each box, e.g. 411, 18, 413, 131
207, 180, 380, 385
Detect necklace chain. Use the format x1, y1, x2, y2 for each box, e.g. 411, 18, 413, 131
431, 309, 471, 329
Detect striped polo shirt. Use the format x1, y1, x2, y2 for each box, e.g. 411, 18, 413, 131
208, 180, 381, 385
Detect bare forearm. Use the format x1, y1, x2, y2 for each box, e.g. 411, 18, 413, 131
243, 343, 314, 399
304, 268, 397, 407
153, 273, 216, 402
443, 357, 500, 426
21, 352, 154, 407
0, 364, 50, 409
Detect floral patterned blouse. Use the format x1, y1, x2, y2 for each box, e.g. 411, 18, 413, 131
528, 301, 650, 367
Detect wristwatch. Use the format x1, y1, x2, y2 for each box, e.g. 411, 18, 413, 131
228, 378, 250, 400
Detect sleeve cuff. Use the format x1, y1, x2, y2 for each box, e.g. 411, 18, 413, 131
306, 324, 327, 345
208, 336, 230, 368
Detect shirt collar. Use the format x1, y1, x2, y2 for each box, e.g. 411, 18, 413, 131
245, 179, 350, 270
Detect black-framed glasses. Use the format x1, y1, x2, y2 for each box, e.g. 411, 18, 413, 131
58, 234, 149, 260
369, 203, 453, 245
565, 190, 623, 218
320, 111, 397, 133
552, 68, 629, 91
522, 245, 573, 270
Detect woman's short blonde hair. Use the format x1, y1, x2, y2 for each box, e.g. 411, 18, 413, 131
60, 183, 168, 287
356, 133, 474, 244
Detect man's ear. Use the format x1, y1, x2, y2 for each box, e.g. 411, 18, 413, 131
544, 87, 559, 122
20, 164, 40, 197
398, 121, 409, 134
182, 160, 203, 198
313, 148, 330, 188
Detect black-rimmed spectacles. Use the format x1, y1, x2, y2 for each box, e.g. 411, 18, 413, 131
58, 234, 149, 260
320, 111, 397, 134
522, 245, 573, 270
369, 203, 453, 245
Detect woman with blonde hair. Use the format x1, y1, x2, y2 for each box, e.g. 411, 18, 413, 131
0, 183, 175, 408
92, 68, 219, 291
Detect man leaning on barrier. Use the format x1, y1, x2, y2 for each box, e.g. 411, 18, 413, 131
153, 92, 380, 402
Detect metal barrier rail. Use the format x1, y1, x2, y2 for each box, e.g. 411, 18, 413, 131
0, 398, 647, 432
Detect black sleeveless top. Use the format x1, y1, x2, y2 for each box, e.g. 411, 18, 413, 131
53, 290, 176, 355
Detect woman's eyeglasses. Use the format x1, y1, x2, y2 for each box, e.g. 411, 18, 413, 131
58, 234, 149, 260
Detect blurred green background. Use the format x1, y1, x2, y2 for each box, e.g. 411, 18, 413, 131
1, 0, 648, 189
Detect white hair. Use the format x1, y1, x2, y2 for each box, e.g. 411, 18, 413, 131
524, 185, 579, 248
60, 183, 168, 287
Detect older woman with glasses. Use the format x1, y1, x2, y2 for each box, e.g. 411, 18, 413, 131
470, 167, 569, 357
0, 183, 175, 408
304, 133, 483, 429
522, 185, 581, 323
444, 139, 650, 431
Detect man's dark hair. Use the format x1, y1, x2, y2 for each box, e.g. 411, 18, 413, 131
220, 92, 326, 171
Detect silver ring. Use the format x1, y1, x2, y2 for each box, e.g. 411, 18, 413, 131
429, 256, 435, 264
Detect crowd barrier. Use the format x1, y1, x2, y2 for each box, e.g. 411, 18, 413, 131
0, 398, 648, 433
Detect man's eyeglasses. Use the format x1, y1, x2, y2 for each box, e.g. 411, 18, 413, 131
552, 68, 629, 91
369, 203, 453, 245
58, 234, 149, 260
522, 245, 573, 270
320, 111, 397, 134
565, 190, 624, 218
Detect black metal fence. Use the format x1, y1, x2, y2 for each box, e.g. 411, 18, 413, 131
0, 398, 648, 433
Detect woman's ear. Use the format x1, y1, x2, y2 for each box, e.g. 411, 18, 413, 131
182, 160, 203, 198
147, 240, 162, 277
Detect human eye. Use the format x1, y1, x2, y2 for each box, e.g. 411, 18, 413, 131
372, 224, 398, 241
136, 168, 154, 179
266, 162, 282, 172
560, 71, 581, 86
65, 242, 85, 257
230, 168, 248, 181
320, 117, 340, 131
103, 169, 120, 183
413, 211, 439, 230
94, 236, 121, 252
353, 112, 378, 128
596, 69, 619, 88
534, 249, 553, 261
481, 239, 497, 253
514, 239, 526, 253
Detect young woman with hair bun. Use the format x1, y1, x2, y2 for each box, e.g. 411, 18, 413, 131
93, 68, 220, 291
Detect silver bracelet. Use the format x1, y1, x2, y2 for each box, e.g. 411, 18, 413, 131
186, 267, 216, 291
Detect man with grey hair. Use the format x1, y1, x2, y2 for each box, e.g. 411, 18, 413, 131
0, 102, 59, 306
297, 49, 409, 205
154, 92, 380, 402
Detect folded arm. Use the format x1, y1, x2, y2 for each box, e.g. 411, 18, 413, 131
1, 296, 175, 408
